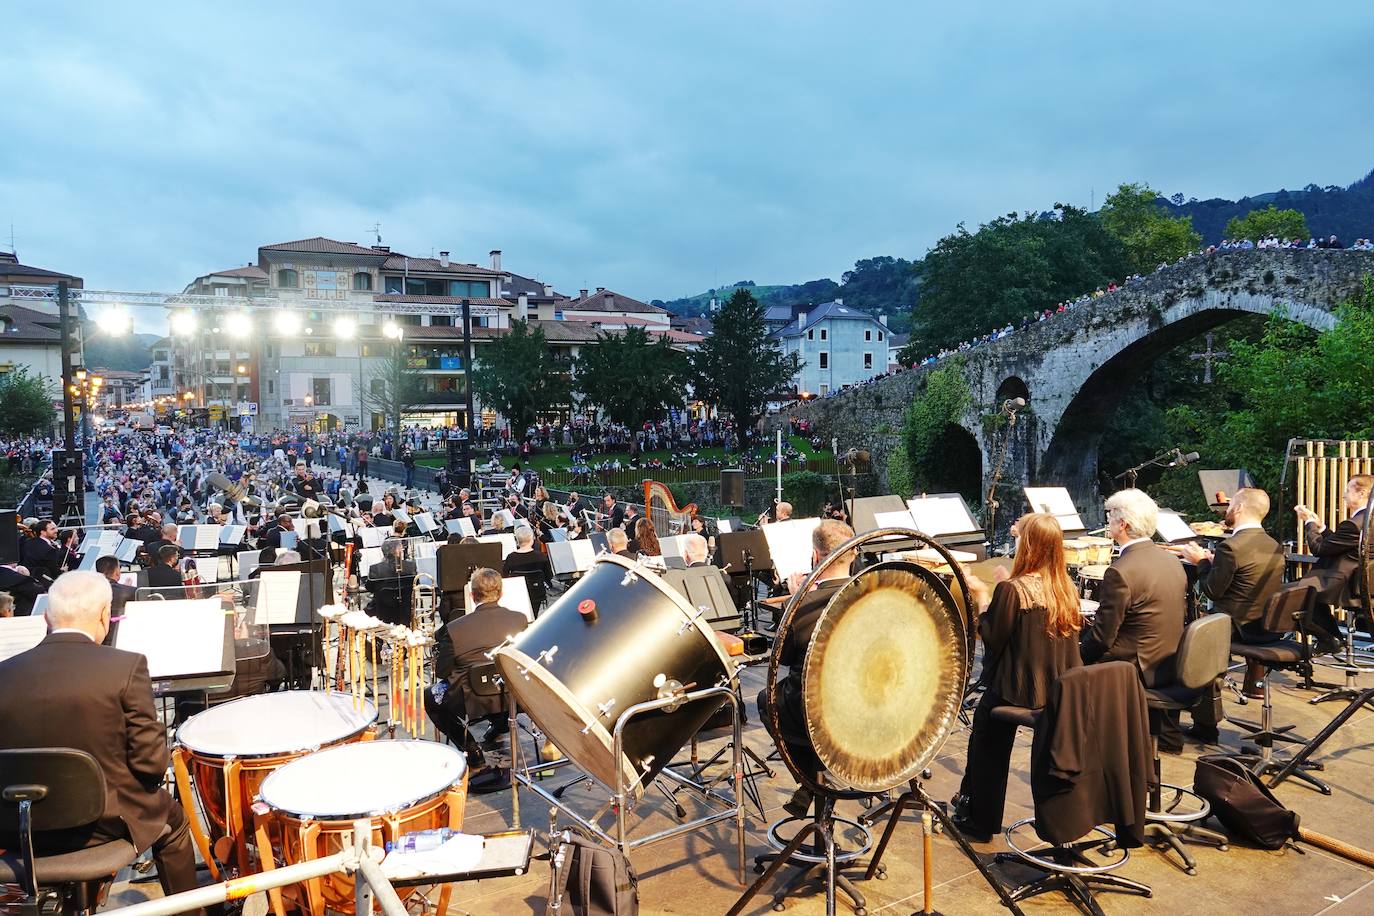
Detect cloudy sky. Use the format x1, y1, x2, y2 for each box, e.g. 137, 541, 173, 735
3, 2, 1370, 318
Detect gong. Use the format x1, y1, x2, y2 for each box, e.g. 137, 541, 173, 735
800, 560, 968, 793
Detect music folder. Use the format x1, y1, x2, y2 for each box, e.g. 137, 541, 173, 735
548, 540, 595, 576
114, 537, 142, 564
445, 517, 477, 538
1023, 487, 1087, 535
218, 525, 247, 546
413, 512, 438, 534
114, 599, 231, 680
1155, 510, 1197, 545
437, 541, 503, 594
178, 525, 221, 551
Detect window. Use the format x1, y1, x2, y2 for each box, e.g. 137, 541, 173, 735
353, 272, 373, 291
304, 340, 336, 357
863, 352, 873, 370
215, 360, 231, 375
384, 276, 403, 294
878, 331, 884, 342
267, 380, 275, 395
431, 315, 453, 327
818, 352, 829, 369
311, 378, 331, 406
819, 384, 829, 396
214, 286, 228, 297
449, 280, 490, 298
806, 329, 814, 340
277, 269, 299, 288
865, 329, 872, 341
553, 309, 564, 320
819, 328, 827, 341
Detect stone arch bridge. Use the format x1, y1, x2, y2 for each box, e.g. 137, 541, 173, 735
772, 249, 1374, 531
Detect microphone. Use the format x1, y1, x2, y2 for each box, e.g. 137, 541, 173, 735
1001, 397, 1026, 413
1168, 450, 1201, 468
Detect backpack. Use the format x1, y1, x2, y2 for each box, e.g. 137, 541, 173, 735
548, 827, 638, 916
1193, 755, 1300, 850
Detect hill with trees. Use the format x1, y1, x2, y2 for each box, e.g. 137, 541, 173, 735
1159, 168, 1374, 244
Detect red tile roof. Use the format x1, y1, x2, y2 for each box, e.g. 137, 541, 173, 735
565, 289, 665, 314
260, 237, 384, 256
209, 265, 268, 280
380, 255, 501, 276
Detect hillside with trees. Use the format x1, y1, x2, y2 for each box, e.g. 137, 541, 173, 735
1159, 168, 1374, 244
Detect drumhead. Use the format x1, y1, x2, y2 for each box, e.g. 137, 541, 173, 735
802, 562, 967, 793
258, 740, 465, 818
177, 690, 377, 758
1078, 564, 1110, 580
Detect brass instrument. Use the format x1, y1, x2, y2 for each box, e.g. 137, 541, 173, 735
412, 572, 439, 634
1295, 440, 1374, 553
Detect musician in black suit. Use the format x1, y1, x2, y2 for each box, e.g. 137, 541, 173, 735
600, 492, 625, 532
606, 527, 636, 559
1176, 488, 1285, 737
19, 519, 63, 585
683, 533, 712, 568
425, 568, 528, 784
147, 523, 182, 567
1081, 489, 1185, 688
502, 526, 551, 613
365, 539, 416, 626
764, 519, 854, 817
0, 562, 42, 616
147, 544, 185, 591
96, 555, 138, 619
1296, 473, 1371, 651
0, 572, 204, 910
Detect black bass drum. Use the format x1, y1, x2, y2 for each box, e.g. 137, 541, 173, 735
493, 553, 735, 797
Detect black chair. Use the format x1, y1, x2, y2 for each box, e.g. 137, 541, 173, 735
990, 664, 1153, 913
752, 780, 878, 915
0, 748, 137, 915
1139, 613, 1232, 874
1227, 583, 1331, 794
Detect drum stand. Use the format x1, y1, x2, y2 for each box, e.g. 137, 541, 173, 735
509, 685, 747, 885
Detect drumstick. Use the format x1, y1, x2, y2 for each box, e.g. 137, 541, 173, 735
370, 631, 379, 709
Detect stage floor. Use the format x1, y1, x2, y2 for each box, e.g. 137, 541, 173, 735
104, 658, 1374, 915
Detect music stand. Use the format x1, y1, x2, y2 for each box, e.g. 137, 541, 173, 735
437, 542, 502, 595
717, 529, 773, 638
1198, 468, 1255, 510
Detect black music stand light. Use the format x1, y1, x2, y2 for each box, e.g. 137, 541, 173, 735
717, 529, 773, 643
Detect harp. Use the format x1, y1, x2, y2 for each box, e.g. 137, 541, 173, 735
644, 480, 698, 537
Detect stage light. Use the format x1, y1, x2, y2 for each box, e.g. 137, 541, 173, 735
382, 321, 403, 340
333, 317, 357, 339
225, 312, 253, 338
275, 311, 302, 336
97, 308, 132, 336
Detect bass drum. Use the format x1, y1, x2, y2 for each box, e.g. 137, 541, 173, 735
493, 553, 735, 797
802, 561, 967, 793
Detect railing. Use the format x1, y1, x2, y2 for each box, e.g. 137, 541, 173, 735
533, 456, 837, 489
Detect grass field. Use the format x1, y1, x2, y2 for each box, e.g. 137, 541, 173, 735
416, 436, 832, 473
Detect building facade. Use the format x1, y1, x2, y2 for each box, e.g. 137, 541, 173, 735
772, 299, 890, 397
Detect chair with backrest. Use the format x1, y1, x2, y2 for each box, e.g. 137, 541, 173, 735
0, 748, 138, 915
988, 663, 1153, 912
1227, 583, 1330, 793
1137, 613, 1233, 874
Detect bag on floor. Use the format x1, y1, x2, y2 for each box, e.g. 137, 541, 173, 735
1193, 754, 1299, 849
548, 827, 639, 916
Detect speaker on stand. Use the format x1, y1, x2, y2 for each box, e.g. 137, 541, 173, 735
447, 437, 472, 492
720, 468, 745, 508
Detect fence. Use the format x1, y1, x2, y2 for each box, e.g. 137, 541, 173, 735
531, 456, 838, 491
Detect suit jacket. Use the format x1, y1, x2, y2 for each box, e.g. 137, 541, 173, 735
366, 559, 417, 625
1080, 540, 1185, 687
0, 565, 42, 615
1305, 511, 1364, 603
147, 563, 183, 590
604, 503, 626, 531
18, 537, 62, 583
0, 633, 171, 853
1196, 527, 1285, 626
444, 602, 528, 719
110, 580, 138, 617
503, 550, 551, 610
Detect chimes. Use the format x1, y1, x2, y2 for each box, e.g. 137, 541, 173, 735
322, 606, 432, 738
1295, 441, 1374, 553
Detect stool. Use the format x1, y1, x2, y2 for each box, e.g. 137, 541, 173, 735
1229, 640, 1330, 794
995, 819, 1151, 912
752, 788, 877, 914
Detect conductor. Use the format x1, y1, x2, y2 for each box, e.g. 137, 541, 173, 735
0, 571, 204, 911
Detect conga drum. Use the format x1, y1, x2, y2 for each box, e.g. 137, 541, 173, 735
493, 553, 736, 797
255, 741, 468, 915
174, 690, 377, 874
1077, 564, 1110, 602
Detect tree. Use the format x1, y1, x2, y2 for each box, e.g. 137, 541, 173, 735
900, 360, 972, 493
689, 288, 801, 445
1099, 182, 1202, 274
0, 368, 56, 438
1224, 205, 1310, 242
360, 341, 425, 440
575, 326, 685, 451
899, 205, 1129, 359
838, 256, 921, 332
470, 319, 572, 435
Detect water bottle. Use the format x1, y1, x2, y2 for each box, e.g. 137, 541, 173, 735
386, 828, 455, 854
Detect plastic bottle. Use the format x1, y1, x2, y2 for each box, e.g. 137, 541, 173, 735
386, 828, 455, 853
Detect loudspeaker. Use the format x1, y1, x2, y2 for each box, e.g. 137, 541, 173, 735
720, 468, 745, 507
0, 510, 17, 564
446, 437, 471, 490
51, 449, 83, 483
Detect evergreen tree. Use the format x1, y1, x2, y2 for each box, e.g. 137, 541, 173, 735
0, 368, 56, 438
575, 326, 684, 452
471, 319, 572, 434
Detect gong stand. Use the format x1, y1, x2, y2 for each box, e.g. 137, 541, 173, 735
733, 527, 983, 916
507, 685, 747, 883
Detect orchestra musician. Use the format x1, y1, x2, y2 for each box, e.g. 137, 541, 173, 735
1295, 473, 1372, 653
950, 513, 1083, 842
1080, 488, 1187, 750
766, 518, 854, 817
682, 533, 712, 568
607, 527, 635, 559
0, 560, 41, 616
96, 555, 138, 620
425, 567, 528, 790
1175, 487, 1285, 715
0, 572, 206, 912
365, 539, 416, 626
147, 544, 185, 591
600, 492, 625, 531
503, 526, 551, 613
19, 519, 63, 586
634, 517, 662, 560
372, 492, 399, 529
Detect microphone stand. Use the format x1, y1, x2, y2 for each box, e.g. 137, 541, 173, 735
1114, 447, 1184, 490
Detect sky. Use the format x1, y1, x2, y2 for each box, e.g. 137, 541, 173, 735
3, 1, 1372, 327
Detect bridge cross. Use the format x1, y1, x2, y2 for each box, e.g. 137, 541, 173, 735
1189, 332, 1229, 384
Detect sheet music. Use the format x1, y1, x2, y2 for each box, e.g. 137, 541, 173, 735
550, 527, 568, 542
0, 616, 47, 663
79, 529, 119, 556
392, 506, 411, 524
717, 519, 733, 533
359, 547, 383, 574
493, 510, 515, 529
291, 517, 323, 540
417, 554, 437, 583
761, 518, 822, 581
118, 572, 138, 587
196, 560, 221, 584
360, 527, 386, 548
906, 495, 980, 537
465, 576, 534, 621
874, 509, 917, 530
414, 540, 439, 560
413, 512, 437, 534
237, 550, 262, 579
1023, 487, 1086, 532
178, 525, 221, 551
77, 550, 101, 571
660, 534, 690, 560
280, 530, 298, 549
254, 570, 302, 625
115, 537, 141, 563
218, 525, 246, 546
115, 599, 226, 678
548, 540, 595, 575
328, 515, 353, 537
445, 517, 477, 538
477, 533, 516, 560
1154, 511, 1196, 544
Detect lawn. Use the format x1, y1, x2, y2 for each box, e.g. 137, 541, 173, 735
416, 436, 831, 473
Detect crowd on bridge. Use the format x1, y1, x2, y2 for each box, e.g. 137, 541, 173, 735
1212, 234, 1373, 251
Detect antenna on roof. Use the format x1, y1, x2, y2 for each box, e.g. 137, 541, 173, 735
370, 222, 383, 245
7, 222, 14, 255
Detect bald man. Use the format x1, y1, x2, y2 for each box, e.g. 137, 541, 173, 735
0, 572, 204, 910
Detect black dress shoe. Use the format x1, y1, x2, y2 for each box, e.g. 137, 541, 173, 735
1312, 635, 1343, 656
1184, 725, 1220, 744
469, 767, 510, 795
1158, 742, 1185, 756
948, 812, 994, 843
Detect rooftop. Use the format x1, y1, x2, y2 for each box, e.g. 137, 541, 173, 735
771, 299, 887, 338
0, 303, 62, 342
0, 251, 81, 282
259, 237, 384, 256
564, 289, 667, 315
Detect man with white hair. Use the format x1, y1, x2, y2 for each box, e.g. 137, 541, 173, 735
606, 527, 634, 559
683, 533, 711, 567
1081, 488, 1186, 695
0, 571, 204, 909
